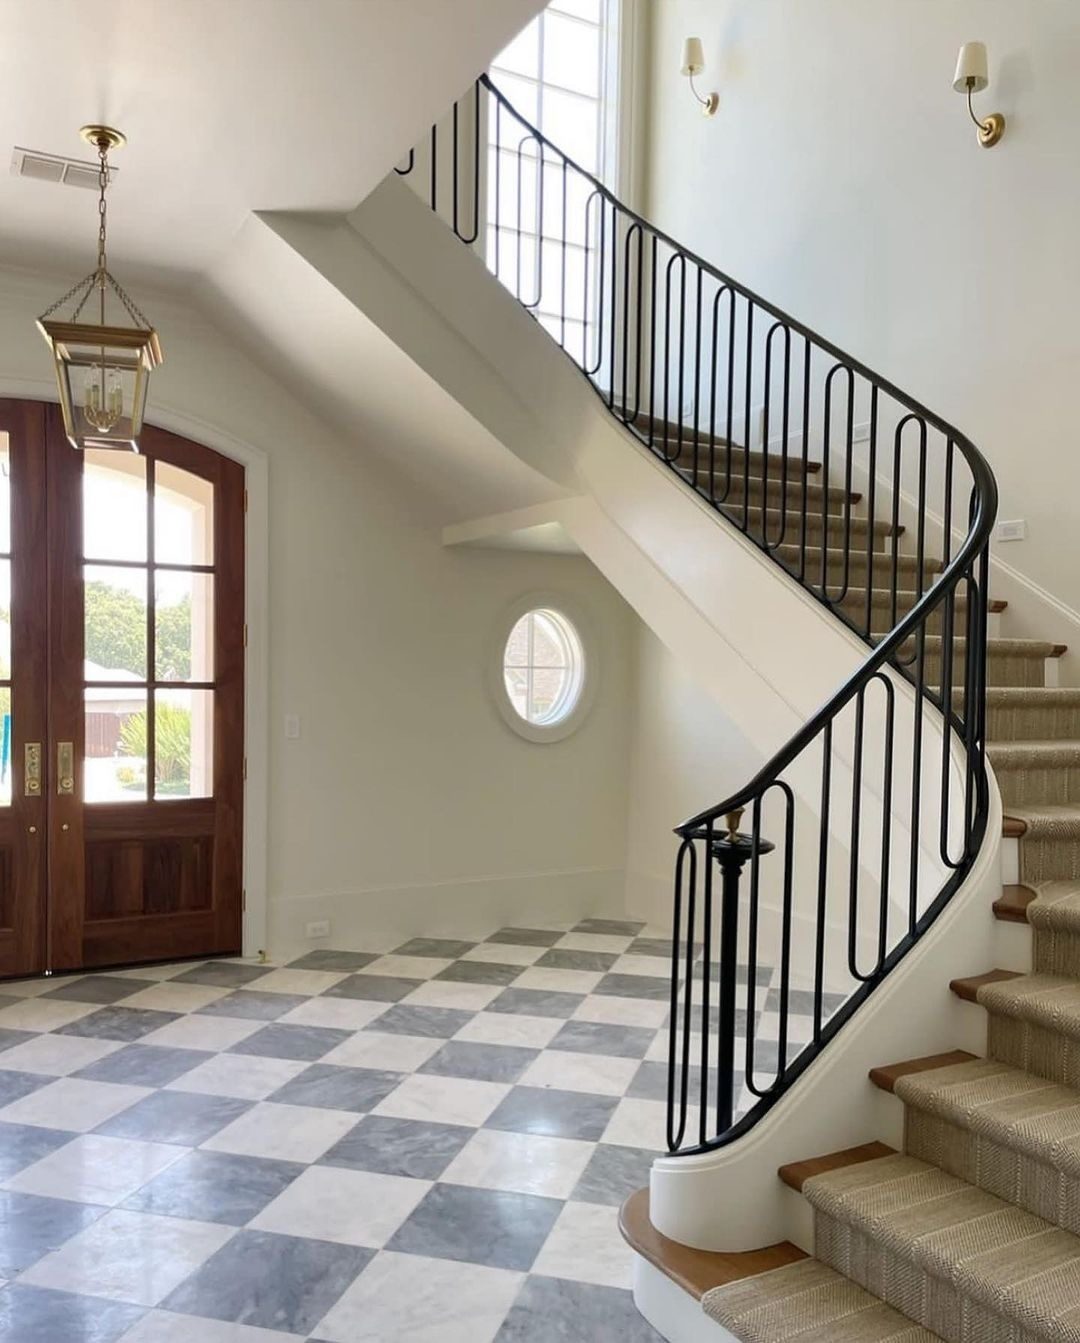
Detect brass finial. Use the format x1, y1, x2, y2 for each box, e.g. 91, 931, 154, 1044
725, 808, 744, 843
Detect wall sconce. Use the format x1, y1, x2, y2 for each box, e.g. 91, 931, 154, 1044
681, 37, 719, 117
953, 42, 1006, 148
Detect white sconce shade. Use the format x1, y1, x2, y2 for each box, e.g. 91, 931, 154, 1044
953, 41, 989, 94
681, 36, 705, 77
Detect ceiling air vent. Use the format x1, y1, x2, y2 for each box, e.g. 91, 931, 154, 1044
10, 147, 119, 189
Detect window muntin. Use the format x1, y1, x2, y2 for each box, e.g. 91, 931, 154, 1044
503, 607, 585, 727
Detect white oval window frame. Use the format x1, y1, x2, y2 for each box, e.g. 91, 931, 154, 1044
490, 594, 597, 743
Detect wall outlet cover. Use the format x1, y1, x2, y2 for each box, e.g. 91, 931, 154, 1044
996, 519, 1027, 543
305, 920, 331, 939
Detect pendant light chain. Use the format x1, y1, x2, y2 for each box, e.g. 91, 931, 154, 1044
97, 141, 109, 324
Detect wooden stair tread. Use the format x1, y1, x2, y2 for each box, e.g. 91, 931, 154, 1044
993, 884, 1038, 923
778, 1141, 896, 1193
950, 969, 1024, 1003
869, 1050, 978, 1093
617, 1188, 807, 1300
1003, 816, 1027, 838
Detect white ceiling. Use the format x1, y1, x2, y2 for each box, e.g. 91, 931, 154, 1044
0, 0, 541, 286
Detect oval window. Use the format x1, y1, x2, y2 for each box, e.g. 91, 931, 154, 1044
502, 607, 585, 728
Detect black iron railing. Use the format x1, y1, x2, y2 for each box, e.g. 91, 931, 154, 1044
394, 74, 997, 1155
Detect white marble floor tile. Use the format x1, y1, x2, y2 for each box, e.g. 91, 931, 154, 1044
601, 1097, 688, 1151
5, 1133, 186, 1205
531, 1201, 633, 1288
646, 1031, 700, 1064
359, 955, 451, 981
610, 954, 671, 979
573, 996, 669, 1029
314, 1250, 524, 1343
200, 1101, 357, 1163
0, 1032, 124, 1076
0, 1077, 151, 1131
442, 1128, 593, 1200
403, 981, 503, 1012
554, 933, 634, 955
165, 1053, 308, 1101
119, 1312, 304, 1342
21, 1208, 234, 1305
0, 998, 101, 1032
461, 943, 545, 967
518, 1050, 639, 1097
138, 1014, 263, 1052
320, 1030, 441, 1073
236, 967, 348, 997
119, 983, 230, 1013
275, 997, 389, 1032
453, 1011, 563, 1050
108, 963, 206, 981
0, 976, 61, 998
373, 1073, 509, 1128
514, 967, 603, 995
251, 1165, 429, 1247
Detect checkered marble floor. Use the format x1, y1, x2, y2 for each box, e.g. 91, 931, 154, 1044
0, 917, 801, 1342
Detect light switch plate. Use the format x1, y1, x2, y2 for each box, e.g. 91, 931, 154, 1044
284, 714, 301, 739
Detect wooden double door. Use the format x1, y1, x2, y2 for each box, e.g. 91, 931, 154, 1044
0, 399, 244, 979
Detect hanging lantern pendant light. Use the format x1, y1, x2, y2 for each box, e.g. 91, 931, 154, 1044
37, 125, 163, 452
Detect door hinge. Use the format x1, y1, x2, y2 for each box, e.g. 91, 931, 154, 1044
242, 888, 247, 911
243, 623, 248, 648
243, 757, 248, 781
243, 488, 249, 513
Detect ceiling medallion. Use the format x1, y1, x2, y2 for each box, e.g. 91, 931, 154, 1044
37, 125, 163, 452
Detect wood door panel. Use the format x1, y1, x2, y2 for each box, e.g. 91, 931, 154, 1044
85, 833, 214, 921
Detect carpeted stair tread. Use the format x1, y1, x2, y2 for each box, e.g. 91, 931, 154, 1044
1001, 806, 1080, 885
802, 1153, 1080, 1339
702, 1257, 941, 1341
1004, 806, 1080, 840
991, 741, 1080, 766
894, 1056, 1080, 1178
974, 972, 1080, 1040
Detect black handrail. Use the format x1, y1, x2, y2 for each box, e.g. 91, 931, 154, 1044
394, 73, 997, 1156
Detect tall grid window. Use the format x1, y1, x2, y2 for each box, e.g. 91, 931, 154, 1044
487, 1, 617, 355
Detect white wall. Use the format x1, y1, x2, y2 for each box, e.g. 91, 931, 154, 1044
0, 264, 635, 960
640, 0, 1080, 627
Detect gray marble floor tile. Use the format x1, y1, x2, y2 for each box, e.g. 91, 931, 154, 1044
172, 963, 273, 988
122, 1150, 304, 1226
628, 1060, 728, 1103
419, 1041, 538, 1084
0, 1027, 35, 1052
323, 974, 422, 1003
371, 1005, 474, 1039
626, 938, 677, 958
593, 973, 670, 1001
548, 1021, 656, 1059
535, 949, 618, 973
570, 1144, 658, 1207
494, 1275, 663, 1340
55, 1007, 181, 1042
161, 1229, 372, 1335
434, 960, 523, 987
286, 950, 378, 972
485, 1086, 618, 1141
318, 1115, 471, 1181
196, 991, 307, 1021
266, 1063, 401, 1112
487, 989, 585, 1020
0, 1283, 145, 1343
0, 1122, 76, 1180
572, 919, 646, 937
387, 1183, 561, 1271
228, 1025, 352, 1062
393, 938, 476, 959
0, 1190, 105, 1276
763, 986, 845, 1015
0, 1069, 51, 1108
96, 1090, 252, 1145
73, 1044, 210, 1088
44, 975, 156, 1005
485, 927, 564, 948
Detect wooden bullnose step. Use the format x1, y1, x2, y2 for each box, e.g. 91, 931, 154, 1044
949, 969, 1023, 1003
869, 1051, 978, 1093
993, 884, 1038, 923
778, 1141, 896, 1193
617, 1188, 807, 1300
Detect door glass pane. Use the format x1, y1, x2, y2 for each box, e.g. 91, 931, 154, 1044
0, 433, 10, 555
84, 566, 147, 680
154, 688, 213, 799
154, 462, 214, 566
0, 559, 10, 676
83, 450, 147, 561
156, 572, 214, 682
85, 687, 147, 802
0, 688, 10, 807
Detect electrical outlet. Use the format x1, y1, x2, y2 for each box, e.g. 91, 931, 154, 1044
305, 919, 330, 939
853, 422, 872, 444
996, 519, 1027, 543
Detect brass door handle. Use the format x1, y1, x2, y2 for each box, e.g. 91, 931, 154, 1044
25, 743, 42, 797
57, 742, 74, 796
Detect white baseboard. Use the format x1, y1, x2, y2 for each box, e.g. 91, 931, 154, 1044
266, 866, 626, 961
